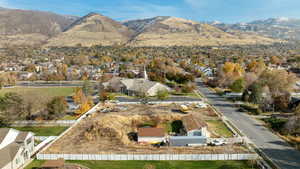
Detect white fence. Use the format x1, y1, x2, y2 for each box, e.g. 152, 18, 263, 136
207, 137, 245, 144
37, 153, 258, 161
38, 103, 101, 154
12, 120, 76, 126
35, 136, 51, 141
34, 136, 57, 154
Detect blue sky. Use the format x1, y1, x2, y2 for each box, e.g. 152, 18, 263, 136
0, 0, 300, 23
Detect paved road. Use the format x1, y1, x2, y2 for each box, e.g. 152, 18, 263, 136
197, 80, 300, 169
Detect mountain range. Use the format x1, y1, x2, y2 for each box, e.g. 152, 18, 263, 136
212, 17, 300, 41
2, 7, 300, 48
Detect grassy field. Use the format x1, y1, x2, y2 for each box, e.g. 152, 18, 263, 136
25, 160, 258, 169
0, 87, 75, 97
11, 126, 68, 136
24, 160, 45, 169
207, 120, 234, 138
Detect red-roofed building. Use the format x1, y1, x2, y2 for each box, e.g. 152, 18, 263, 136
138, 128, 165, 144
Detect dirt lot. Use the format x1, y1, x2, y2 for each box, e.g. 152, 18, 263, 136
45, 104, 248, 154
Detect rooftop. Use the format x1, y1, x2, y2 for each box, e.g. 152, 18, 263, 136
138, 128, 165, 137
182, 114, 207, 131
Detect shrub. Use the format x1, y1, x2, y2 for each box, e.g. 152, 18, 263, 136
156, 90, 169, 100
181, 83, 196, 93
264, 117, 287, 132
240, 103, 262, 115
229, 78, 245, 93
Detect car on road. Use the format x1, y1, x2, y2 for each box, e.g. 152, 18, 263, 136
195, 102, 208, 108
208, 139, 227, 146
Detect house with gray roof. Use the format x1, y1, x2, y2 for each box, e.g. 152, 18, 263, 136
169, 114, 210, 146
103, 77, 171, 97
0, 128, 34, 169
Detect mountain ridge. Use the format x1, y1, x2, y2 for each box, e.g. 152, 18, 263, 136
0, 7, 291, 47
124, 16, 280, 47
45, 12, 135, 47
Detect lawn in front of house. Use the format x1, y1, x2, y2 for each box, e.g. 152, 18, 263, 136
11, 126, 68, 136
25, 160, 258, 169
24, 160, 45, 169
0, 87, 75, 97
206, 120, 234, 138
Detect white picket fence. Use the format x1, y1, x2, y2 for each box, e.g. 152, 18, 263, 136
37, 153, 258, 161
207, 137, 245, 144
35, 136, 52, 141
34, 136, 57, 154
12, 120, 76, 126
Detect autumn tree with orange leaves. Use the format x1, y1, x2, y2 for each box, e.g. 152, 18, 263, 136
216, 62, 245, 88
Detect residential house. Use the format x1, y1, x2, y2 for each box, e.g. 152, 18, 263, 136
196, 66, 214, 77
19, 72, 34, 80
181, 114, 209, 137
169, 114, 209, 146
103, 77, 171, 97
138, 128, 165, 144
0, 128, 34, 169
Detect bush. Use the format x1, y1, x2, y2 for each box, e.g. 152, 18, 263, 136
229, 78, 245, 93
240, 103, 262, 115
181, 83, 196, 93
264, 117, 287, 132
156, 90, 169, 100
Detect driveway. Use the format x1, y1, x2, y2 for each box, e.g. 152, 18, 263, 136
196, 80, 300, 169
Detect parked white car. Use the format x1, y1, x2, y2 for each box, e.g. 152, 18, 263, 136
195, 102, 207, 108
209, 139, 227, 146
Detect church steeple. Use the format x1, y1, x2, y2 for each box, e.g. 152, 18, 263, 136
144, 65, 148, 81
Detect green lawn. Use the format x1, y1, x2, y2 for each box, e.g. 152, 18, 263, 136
207, 120, 234, 138
60, 114, 78, 120
25, 160, 258, 169
24, 160, 45, 169
11, 126, 68, 136
0, 87, 75, 97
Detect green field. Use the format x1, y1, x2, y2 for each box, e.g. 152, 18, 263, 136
11, 126, 68, 136
25, 160, 45, 169
0, 87, 75, 97
207, 120, 234, 138
25, 160, 258, 169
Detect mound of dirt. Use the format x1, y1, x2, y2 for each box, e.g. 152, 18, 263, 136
82, 113, 183, 145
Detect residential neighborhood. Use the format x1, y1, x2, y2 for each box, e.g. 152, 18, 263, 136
2, 1, 300, 169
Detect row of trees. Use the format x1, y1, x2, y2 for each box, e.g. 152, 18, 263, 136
0, 92, 68, 126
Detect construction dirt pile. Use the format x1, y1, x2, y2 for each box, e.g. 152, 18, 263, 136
44, 104, 249, 154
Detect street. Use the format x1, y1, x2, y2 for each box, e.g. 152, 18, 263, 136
197, 80, 300, 169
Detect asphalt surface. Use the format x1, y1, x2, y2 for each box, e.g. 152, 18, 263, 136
196, 80, 300, 169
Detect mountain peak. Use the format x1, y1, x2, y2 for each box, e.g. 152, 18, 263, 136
274, 17, 290, 22
46, 12, 134, 47
86, 12, 102, 17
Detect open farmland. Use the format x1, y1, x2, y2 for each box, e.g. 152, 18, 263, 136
44, 104, 247, 154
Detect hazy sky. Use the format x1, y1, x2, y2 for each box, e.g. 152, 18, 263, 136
0, 0, 299, 23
